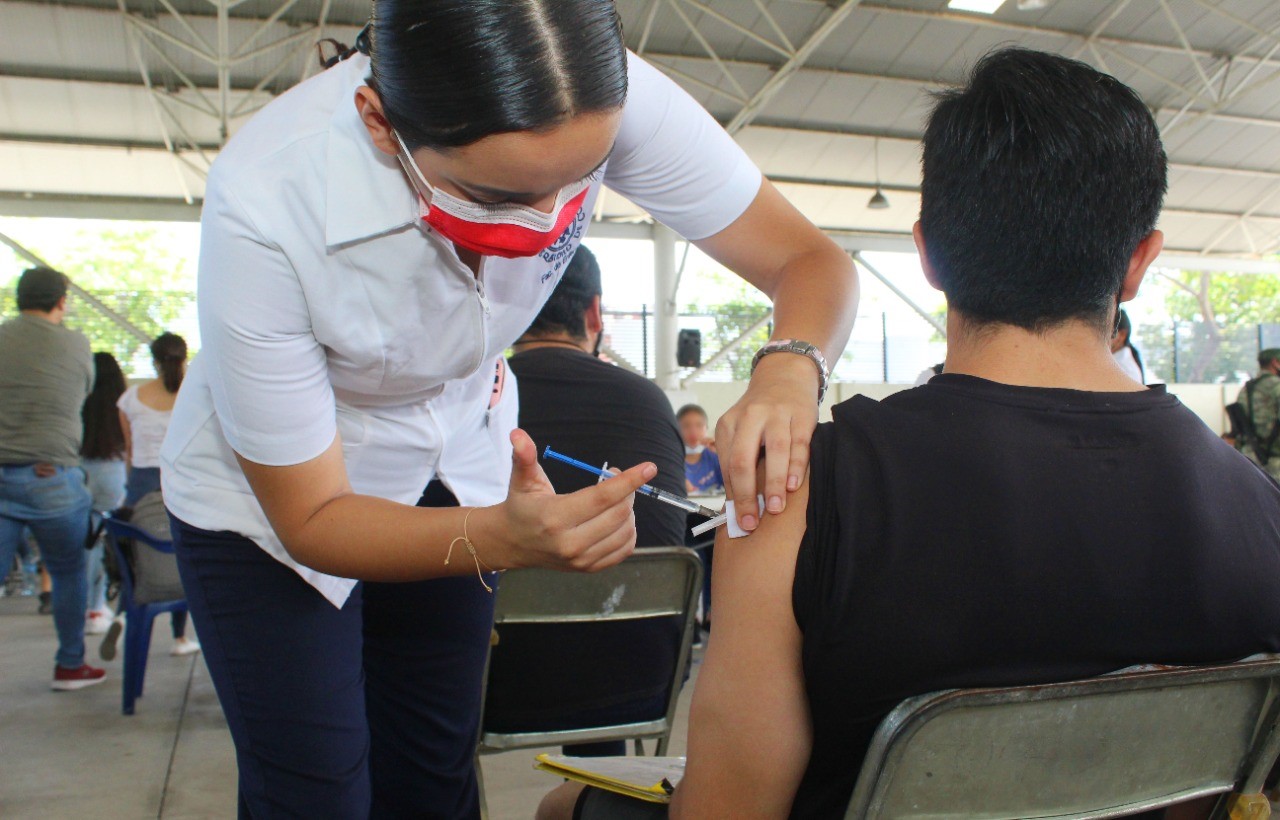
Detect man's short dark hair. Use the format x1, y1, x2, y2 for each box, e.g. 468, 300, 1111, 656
920, 47, 1167, 333
524, 245, 603, 340
16, 267, 69, 313
1260, 349, 1280, 369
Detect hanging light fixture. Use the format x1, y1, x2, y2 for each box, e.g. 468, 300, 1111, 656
867, 138, 890, 210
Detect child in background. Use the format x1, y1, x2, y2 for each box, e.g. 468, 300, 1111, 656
677, 405, 723, 494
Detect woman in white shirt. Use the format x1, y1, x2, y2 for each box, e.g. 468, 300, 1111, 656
160, 1, 858, 816
118, 332, 199, 656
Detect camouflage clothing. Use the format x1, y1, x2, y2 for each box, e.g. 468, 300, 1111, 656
1236, 372, 1280, 481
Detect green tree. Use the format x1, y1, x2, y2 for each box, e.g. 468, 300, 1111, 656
681, 297, 772, 380
0, 223, 196, 374
1141, 270, 1280, 383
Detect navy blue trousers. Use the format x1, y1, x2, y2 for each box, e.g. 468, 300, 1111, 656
170, 484, 497, 819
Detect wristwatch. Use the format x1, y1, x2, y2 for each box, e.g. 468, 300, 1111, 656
751, 339, 830, 405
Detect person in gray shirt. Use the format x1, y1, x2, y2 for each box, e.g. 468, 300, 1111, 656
0, 267, 105, 690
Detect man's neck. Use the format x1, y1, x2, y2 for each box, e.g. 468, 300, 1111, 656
512, 335, 591, 354
943, 312, 1146, 392
20, 309, 60, 326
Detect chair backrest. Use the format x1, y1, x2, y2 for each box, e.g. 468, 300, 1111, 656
102, 517, 184, 607
478, 546, 703, 753
846, 658, 1280, 819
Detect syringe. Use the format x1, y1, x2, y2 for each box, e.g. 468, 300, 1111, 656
542, 447, 721, 519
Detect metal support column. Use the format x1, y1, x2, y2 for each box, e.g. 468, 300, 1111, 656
653, 224, 680, 389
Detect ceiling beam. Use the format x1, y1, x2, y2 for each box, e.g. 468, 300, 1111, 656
647, 51, 1280, 132
0, 132, 222, 152
0, 190, 204, 221
724, 0, 863, 134
855, 1, 1280, 69
0, 0, 369, 28
0, 62, 273, 93
743, 122, 1280, 183
770, 176, 1280, 223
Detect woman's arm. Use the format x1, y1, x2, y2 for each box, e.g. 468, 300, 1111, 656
237, 428, 655, 581
670, 474, 813, 819
118, 410, 132, 470
696, 180, 858, 532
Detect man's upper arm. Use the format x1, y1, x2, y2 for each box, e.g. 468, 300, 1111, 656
672, 477, 812, 819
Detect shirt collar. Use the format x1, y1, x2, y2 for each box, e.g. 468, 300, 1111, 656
324, 54, 421, 248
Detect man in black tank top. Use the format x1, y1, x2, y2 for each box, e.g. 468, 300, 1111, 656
540, 47, 1280, 820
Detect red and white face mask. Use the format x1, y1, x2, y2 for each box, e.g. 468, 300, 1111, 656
394, 132, 598, 259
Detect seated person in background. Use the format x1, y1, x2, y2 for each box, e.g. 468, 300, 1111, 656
1229, 348, 1280, 482
540, 47, 1280, 820
677, 404, 722, 494
677, 403, 723, 632
506, 243, 688, 757
1111, 309, 1146, 384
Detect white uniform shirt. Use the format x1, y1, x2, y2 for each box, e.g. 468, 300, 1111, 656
118, 384, 172, 468
161, 51, 762, 607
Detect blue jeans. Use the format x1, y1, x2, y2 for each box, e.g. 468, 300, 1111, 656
0, 464, 92, 668
83, 458, 126, 612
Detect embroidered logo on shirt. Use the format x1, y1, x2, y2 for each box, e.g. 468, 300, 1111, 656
539, 207, 588, 283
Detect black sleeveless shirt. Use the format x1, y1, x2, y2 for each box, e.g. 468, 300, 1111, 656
789, 375, 1280, 818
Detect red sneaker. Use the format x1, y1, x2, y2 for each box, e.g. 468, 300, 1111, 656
51, 664, 107, 691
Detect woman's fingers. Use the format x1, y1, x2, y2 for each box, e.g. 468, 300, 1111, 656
787, 418, 812, 492
557, 462, 654, 520
724, 411, 765, 532
762, 415, 793, 514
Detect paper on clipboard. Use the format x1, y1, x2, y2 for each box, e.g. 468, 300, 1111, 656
533, 754, 686, 804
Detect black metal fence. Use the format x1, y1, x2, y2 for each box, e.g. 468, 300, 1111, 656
1137, 322, 1280, 384
603, 308, 947, 383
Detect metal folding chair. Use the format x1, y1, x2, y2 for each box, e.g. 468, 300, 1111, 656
101, 515, 188, 716
846, 658, 1280, 819
475, 547, 702, 816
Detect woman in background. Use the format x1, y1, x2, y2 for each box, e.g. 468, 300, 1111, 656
1112, 309, 1146, 384
118, 332, 198, 656
80, 352, 127, 635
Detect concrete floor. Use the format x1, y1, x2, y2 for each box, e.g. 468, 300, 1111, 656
0, 595, 696, 820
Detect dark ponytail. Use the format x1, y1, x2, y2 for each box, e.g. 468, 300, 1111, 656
150, 332, 188, 394
368, 0, 627, 150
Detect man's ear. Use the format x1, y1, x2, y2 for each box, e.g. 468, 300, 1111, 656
1121, 230, 1163, 302
913, 221, 944, 292
586, 294, 604, 336
355, 87, 399, 157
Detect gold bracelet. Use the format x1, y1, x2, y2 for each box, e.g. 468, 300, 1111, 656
446, 507, 498, 593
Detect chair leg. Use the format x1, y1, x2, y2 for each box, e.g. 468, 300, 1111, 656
122, 610, 141, 715
634, 738, 645, 756
133, 611, 157, 701
656, 733, 670, 756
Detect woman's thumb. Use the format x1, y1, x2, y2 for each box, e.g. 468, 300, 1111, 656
508, 429, 546, 492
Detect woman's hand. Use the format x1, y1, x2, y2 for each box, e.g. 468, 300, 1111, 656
715, 353, 820, 532
475, 429, 654, 573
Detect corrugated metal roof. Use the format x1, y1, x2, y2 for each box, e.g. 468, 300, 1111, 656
3, 0, 1280, 261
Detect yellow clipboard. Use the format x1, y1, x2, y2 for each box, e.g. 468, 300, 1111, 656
534, 753, 686, 805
